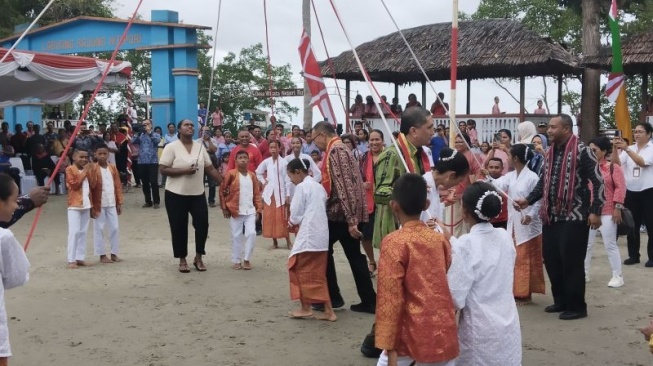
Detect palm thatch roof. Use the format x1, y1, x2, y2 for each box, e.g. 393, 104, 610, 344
319, 19, 579, 84
582, 31, 653, 74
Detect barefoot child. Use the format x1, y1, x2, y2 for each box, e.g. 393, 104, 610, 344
255, 140, 292, 249
90, 143, 124, 263
0, 173, 30, 366
220, 150, 262, 270
447, 181, 522, 365
286, 158, 336, 322
376, 173, 459, 366
66, 149, 96, 269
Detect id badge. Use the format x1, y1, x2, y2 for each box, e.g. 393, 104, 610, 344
634, 167, 641, 178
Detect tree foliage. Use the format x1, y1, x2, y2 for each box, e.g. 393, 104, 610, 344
0, 0, 113, 38
210, 43, 299, 128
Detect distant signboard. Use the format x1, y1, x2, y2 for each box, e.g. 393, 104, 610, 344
253, 89, 304, 98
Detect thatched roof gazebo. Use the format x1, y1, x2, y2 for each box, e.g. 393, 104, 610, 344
320, 19, 579, 115
582, 30, 653, 121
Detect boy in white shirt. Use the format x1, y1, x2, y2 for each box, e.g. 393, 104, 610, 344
90, 143, 124, 263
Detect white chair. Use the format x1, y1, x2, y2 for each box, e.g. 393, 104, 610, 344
49, 156, 67, 194
9, 157, 38, 195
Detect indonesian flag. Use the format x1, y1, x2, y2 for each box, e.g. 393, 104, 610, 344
606, 0, 632, 142
298, 29, 337, 127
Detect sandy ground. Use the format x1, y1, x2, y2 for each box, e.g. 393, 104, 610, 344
3, 188, 653, 365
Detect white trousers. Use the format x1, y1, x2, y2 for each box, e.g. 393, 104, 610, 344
230, 214, 256, 263
376, 352, 456, 366
93, 206, 120, 256
68, 209, 90, 263
585, 214, 622, 277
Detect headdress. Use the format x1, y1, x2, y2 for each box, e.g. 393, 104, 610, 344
474, 190, 503, 221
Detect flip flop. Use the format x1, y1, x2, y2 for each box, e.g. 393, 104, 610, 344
178, 263, 191, 273
232, 264, 243, 270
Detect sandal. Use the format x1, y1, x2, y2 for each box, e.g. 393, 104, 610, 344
232, 263, 243, 270
178, 263, 191, 273
193, 260, 207, 272
368, 261, 377, 277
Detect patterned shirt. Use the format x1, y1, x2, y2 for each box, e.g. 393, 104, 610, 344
376, 221, 459, 363
131, 132, 161, 164
0, 196, 35, 228
325, 143, 367, 225
527, 139, 605, 222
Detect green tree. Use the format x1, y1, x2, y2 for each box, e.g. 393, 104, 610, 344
0, 0, 114, 38
211, 43, 299, 129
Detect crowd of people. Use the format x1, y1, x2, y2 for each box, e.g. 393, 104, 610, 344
0, 99, 653, 364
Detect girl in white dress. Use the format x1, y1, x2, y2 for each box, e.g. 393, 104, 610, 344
256, 140, 292, 249
0, 173, 30, 365
286, 158, 336, 322
421, 147, 470, 227
447, 181, 522, 366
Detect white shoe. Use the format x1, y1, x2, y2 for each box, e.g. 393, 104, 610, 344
608, 275, 624, 288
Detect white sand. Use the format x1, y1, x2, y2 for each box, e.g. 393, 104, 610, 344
4, 189, 653, 365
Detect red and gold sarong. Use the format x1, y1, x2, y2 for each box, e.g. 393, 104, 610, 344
288, 251, 329, 304
513, 234, 546, 298
262, 195, 289, 239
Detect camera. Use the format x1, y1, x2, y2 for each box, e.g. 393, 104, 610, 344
131, 123, 144, 134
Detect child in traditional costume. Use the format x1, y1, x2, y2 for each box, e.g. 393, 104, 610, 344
0, 173, 30, 366
221, 150, 263, 270
66, 149, 96, 269
376, 174, 459, 366
421, 148, 470, 227
286, 158, 336, 322
447, 181, 522, 365
255, 140, 292, 249
485, 144, 545, 305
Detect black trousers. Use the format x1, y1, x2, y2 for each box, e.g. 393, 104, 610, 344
325, 221, 376, 306
132, 158, 141, 185
542, 221, 589, 312
164, 190, 208, 258
139, 163, 160, 205
625, 188, 653, 261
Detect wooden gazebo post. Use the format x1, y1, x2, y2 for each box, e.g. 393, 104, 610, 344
394, 83, 399, 104
557, 75, 563, 114
466, 79, 471, 114
641, 73, 649, 122
421, 80, 426, 108
345, 79, 350, 132
519, 76, 525, 121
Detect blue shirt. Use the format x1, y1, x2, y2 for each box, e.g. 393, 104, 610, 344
217, 142, 236, 161
302, 142, 318, 155
430, 136, 446, 162
131, 132, 161, 164
164, 133, 178, 145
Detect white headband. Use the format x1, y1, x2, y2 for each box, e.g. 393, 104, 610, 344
299, 158, 308, 170
474, 190, 503, 221
524, 145, 530, 162
440, 150, 457, 162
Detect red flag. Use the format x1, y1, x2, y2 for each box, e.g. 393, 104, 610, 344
298, 29, 337, 127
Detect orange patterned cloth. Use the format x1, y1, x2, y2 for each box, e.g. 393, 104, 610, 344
288, 252, 329, 303
375, 221, 459, 363
513, 234, 546, 298
262, 195, 289, 239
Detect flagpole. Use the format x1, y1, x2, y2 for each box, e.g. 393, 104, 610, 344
449, 0, 459, 146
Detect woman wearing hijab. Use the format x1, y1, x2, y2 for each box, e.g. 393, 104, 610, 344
517, 121, 537, 145
528, 134, 548, 175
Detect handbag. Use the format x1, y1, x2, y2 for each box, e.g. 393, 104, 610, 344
610, 163, 635, 236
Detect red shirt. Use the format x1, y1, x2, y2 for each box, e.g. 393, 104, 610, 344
227, 144, 263, 172
491, 192, 509, 224
258, 139, 270, 159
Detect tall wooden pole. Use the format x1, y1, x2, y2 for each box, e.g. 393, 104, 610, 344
449, 0, 458, 146
302, 0, 313, 129
580, 0, 601, 142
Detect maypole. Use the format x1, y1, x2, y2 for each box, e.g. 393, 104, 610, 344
449, 0, 459, 146
125, 77, 136, 185
606, 0, 632, 143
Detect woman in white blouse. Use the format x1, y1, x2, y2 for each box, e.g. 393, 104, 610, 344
486, 144, 545, 305
0, 173, 30, 365
613, 122, 653, 267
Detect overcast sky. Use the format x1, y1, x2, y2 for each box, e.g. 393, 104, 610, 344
113, 0, 582, 124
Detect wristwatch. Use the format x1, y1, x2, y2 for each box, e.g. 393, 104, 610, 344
615, 204, 624, 209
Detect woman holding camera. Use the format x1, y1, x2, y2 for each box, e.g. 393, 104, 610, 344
159, 119, 223, 273
613, 122, 653, 267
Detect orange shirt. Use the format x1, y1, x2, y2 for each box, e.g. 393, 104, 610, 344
375, 221, 459, 363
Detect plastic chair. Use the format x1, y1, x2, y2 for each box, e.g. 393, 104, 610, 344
9, 157, 38, 195
49, 156, 67, 194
